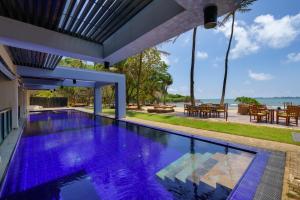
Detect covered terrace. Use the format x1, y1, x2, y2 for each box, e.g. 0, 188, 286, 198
0, 0, 239, 126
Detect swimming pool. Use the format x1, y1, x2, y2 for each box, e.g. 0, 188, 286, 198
0, 110, 263, 200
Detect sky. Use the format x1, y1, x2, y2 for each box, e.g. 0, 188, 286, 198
158, 0, 300, 99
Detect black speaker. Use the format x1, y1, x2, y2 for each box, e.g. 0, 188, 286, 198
204, 5, 218, 29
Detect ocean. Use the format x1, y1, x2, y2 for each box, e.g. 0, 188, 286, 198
174, 97, 300, 109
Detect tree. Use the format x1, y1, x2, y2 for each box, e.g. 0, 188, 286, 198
220, 0, 256, 104
34, 48, 172, 108
113, 48, 172, 106
235, 96, 260, 105
162, 73, 173, 104
136, 52, 143, 109
190, 27, 197, 106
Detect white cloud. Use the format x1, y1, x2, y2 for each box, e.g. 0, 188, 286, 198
218, 20, 259, 59
161, 54, 179, 65
183, 37, 190, 45
161, 54, 170, 65
286, 52, 300, 62
168, 86, 189, 95
252, 13, 300, 48
217, 12, 300, 59
196, 51, 208, 60
248, 70, 274, 81
231, 24, 260, 59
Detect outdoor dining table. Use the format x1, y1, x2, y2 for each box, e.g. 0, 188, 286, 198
254, 107, 277, 124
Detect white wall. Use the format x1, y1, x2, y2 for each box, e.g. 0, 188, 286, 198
0, 45, 20, 128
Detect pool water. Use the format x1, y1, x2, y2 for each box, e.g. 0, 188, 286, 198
0, 110, 255, 200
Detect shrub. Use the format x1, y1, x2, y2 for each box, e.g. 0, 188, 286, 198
235, 96, 260, 105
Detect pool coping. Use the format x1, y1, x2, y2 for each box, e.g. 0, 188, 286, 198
1, 109, 272, 200
0, 120, 25, 197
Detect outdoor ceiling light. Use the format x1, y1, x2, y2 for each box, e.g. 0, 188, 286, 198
73, 79, 77, 84
204, 5, 218, 29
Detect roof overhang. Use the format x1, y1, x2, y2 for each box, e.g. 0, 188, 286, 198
0, 0, 240, 69
17, 65, 123, 90
0, 55, 15, 80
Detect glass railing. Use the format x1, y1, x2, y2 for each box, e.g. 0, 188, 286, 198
0, 108, 12, 144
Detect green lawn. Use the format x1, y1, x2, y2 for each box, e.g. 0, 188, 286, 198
101, 109, 300, 146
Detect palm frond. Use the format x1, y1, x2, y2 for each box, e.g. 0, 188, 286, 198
239, 8, 252, 13
172, 34, 181, 44
218, 12, 233, 27
238, 0, 257, 11
157, 49, 170, 56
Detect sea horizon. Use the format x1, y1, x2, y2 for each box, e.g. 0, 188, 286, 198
173, 97, 300, 108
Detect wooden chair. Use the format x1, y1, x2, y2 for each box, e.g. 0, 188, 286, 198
249, 105, 257, 122
185, 104, 198, 116
249, 105, 268, 123
277, 105, 299, 126
199, 104, 211, 118
186, 104, 192, 116
210, 104, 218, 117
191, 105, 199, 116
184, 104, 189, 115
215, 104, 228, 121
298, 106, 300, 123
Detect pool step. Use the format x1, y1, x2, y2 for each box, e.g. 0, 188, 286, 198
156, 152, 212, 183
157, 151, 253, 190
174, 152, 213, 183
199, 152, 253, 189
156, 153, 192, 181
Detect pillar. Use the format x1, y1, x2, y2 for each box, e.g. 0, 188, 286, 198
25, 89, 30, 117
115, 81, 126, 119
94, 87, 102, 115
26, 90, 29, 113
12, 79, 18, 129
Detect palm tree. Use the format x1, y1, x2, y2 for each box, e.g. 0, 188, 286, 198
190, 27, 197, 106
162, 73, 173, 105
220, 0, 256, 104
136, 51, 143, 109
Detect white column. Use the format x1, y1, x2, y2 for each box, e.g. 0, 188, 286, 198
12, 79, 18, 128
25, 90, 30, 116
22, 88, 27, 117
115, 81, 126, 119
94, 87, 102, 115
